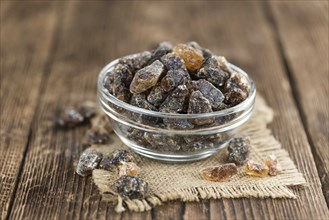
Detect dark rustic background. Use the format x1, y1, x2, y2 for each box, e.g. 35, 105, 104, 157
1, 1, 328, 219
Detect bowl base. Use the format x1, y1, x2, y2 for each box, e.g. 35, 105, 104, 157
119, 135, 229, 163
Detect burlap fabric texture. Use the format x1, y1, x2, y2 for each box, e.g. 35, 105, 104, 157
90, 95, 306, 213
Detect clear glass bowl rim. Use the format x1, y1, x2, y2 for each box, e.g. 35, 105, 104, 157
98, 53, 256, 119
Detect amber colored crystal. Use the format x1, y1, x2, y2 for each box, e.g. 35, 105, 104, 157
264, 154, 282, 176
245, 160, 269, 177
173, 44, 204, 72
118, 162, 141, 177
200, 163, 238, 182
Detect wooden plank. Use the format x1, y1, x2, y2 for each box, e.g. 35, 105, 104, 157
8, 1, 151, 219
7, 1, 329, 220
0, 2, 61, 219
184, 1, 329, 219
270, 0, 329, 203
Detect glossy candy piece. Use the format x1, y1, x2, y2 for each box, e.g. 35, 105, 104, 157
130, 60, 164, 94
173, 43, 204, 72
118, 51, 152, 72
188, 90, 214, 125
160, 69, 190, 92
245, 160, 269, 177
147, 83, 169, 107
200, 163, 238, 182
114, 176, 148, 199
118, 162, 141, 177
76, 150, 103, 176
149, 42, 173, 64
223, 71, 249, 106
193, 79, 225, 109
196, 56, 230, 87
264, 154, 282, 176
160, 53, 186, 70
159, 85, 189, 113
227, 136, 250, 165
112, 64, 133, 102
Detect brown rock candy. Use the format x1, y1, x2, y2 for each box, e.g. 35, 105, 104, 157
56, 101, 98, 128
118, 162, 141, 177
193, 79, 225, 109
264, 154, 282, 176
147, 83, 169, 107
159, 85, 193, 129
98, 156, 117, 172
173, 43, 204, 72
160, 69, 190, 92
149, 41, 173, 63
144, 132, 183, 152
129, 60, 164, 94
188, 90, 214, 125
90, 113, 113, 133
112, 64, 133, 102
99, 149, 137, 171
196, 56, 230, 87
130, 93, 157, 111
84, 126, 111, 145
118, 51, 152, 72
186, 41, 213, 60
104, 70, 115, 94
78, 100, 98, 119
200, 163, 238, 182
114, 176, 148, 199
159, 85, 189, 113
108, 149, 136, 165
245, 160, 269, 177
217, 56, 233, 73
56, 107, 85, 128
227, 136, 250, 165
223, 71, 249, 106
160, 52, 186, 70
76, 150, 103, 176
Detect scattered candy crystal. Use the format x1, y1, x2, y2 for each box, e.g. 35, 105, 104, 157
264, 154, 282, 176
56, 107, 85, 128
227, 136, 250, 165
114, 176, 148, 199
76, 150, 103, 176
118, 162, 141, 177
84, 126, 111, 145
200, 163, 238, 182
245, 160, 269, 177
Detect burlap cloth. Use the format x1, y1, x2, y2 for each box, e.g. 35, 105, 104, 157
91, 95, 306, 213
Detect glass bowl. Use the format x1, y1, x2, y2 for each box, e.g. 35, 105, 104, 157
98, 53, 256, 162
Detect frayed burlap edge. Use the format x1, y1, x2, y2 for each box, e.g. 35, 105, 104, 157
91, 95, 306, 213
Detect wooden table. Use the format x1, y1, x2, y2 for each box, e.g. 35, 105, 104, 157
1, 1, 328, 219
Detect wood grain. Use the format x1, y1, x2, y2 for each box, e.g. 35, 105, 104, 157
2, 1, 329, 220
0, 2, 60, 219
270, 1, 329, 204
192, 2, 329, 219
